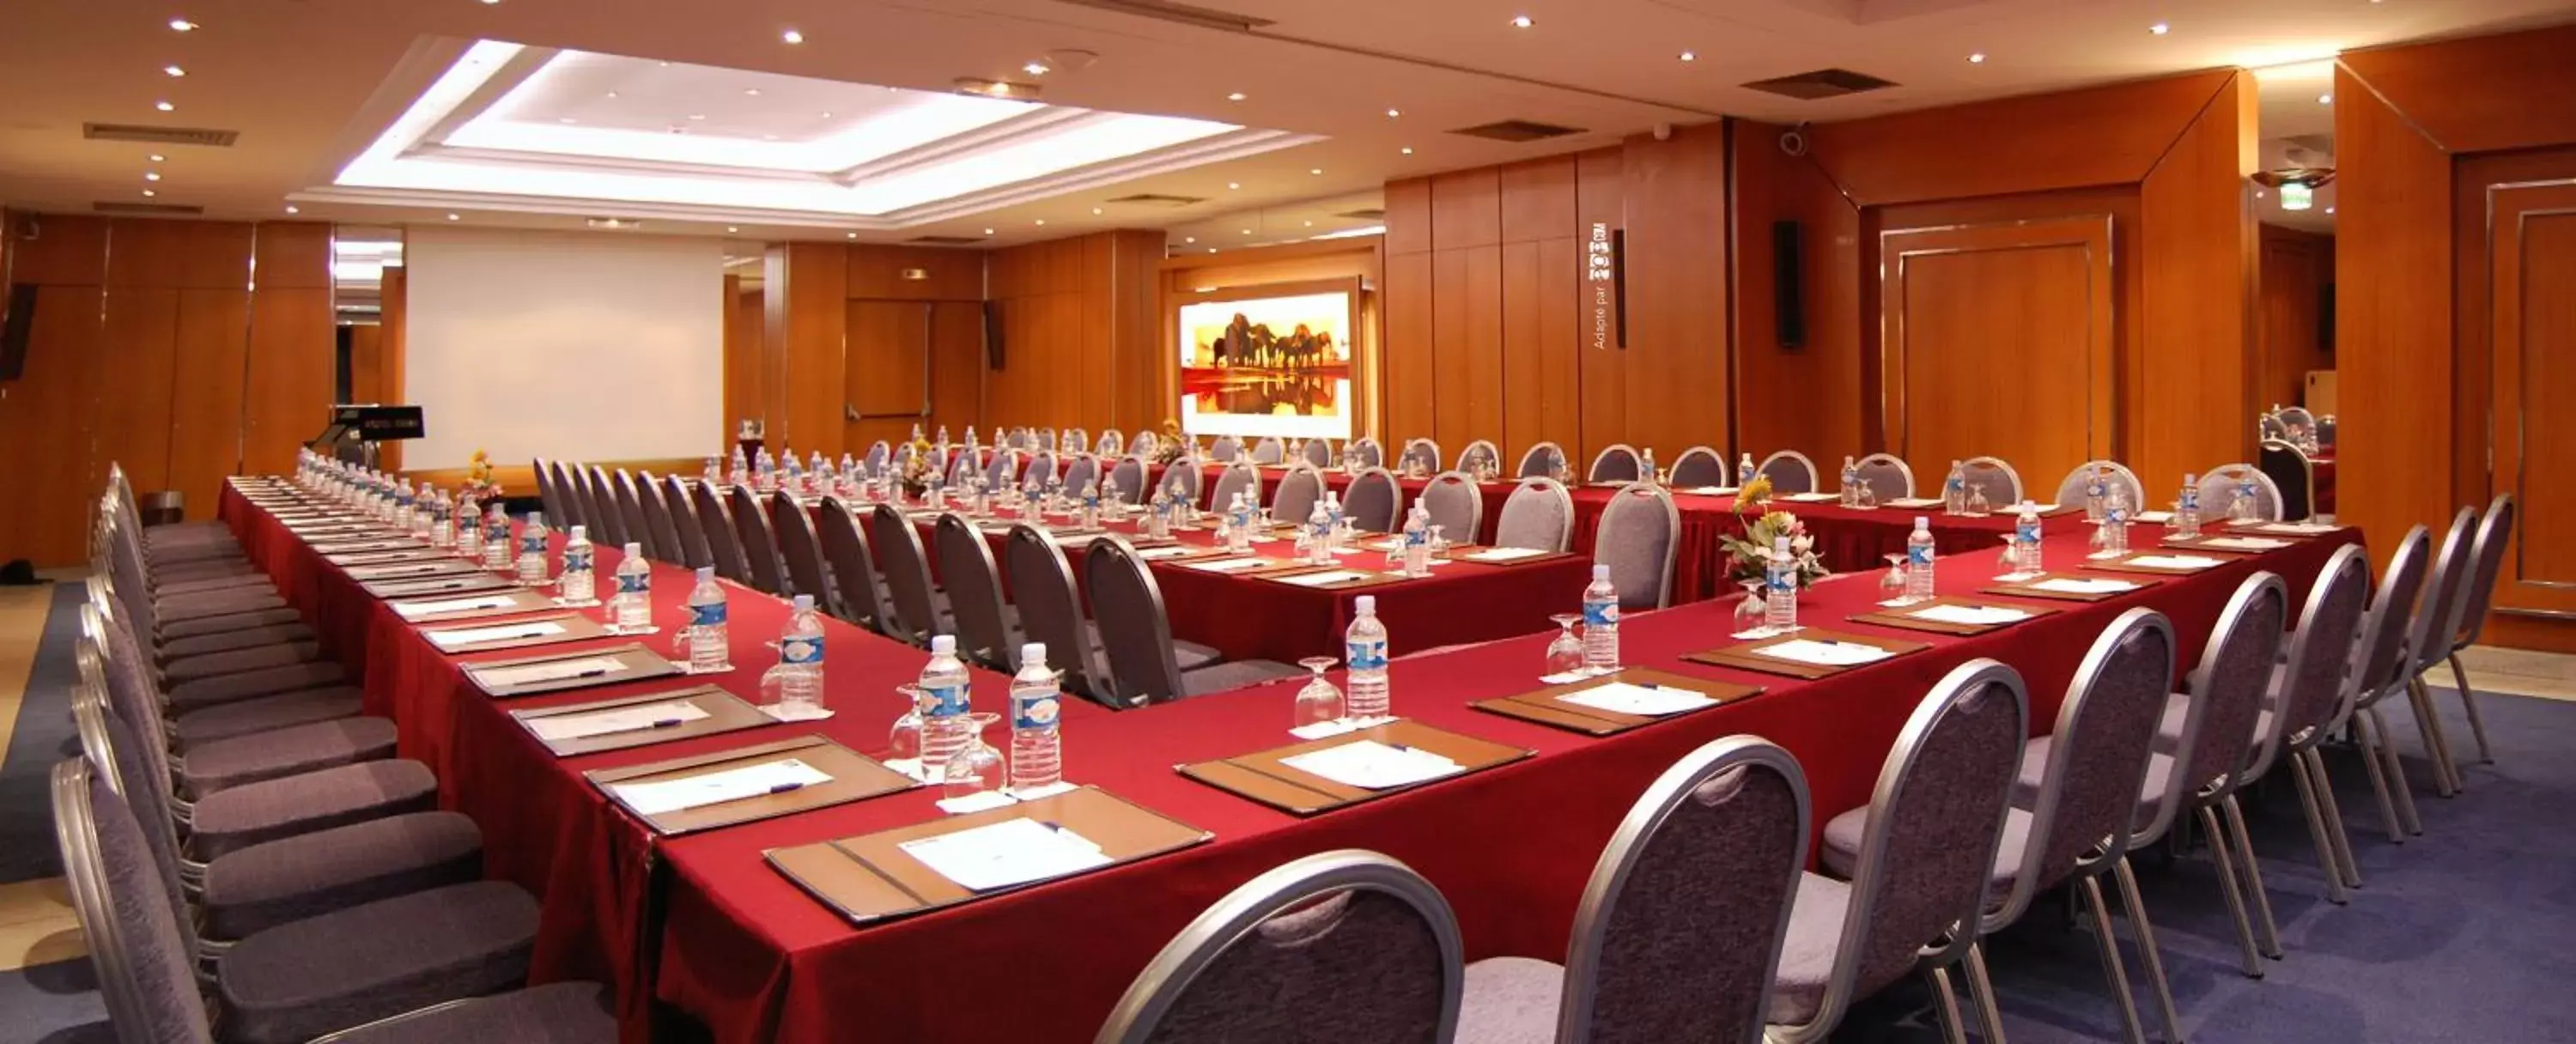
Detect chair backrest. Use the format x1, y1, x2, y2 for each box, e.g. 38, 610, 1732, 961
1251, 437, 1286, 465
2408, 507, 2480, 675
1758, 451, 1820, 495
52, 760, 217, 1044
637, 473, 690, 567
1495, 477, 1575, 552
772, 490, 837, 616
611, 470, 659, 560
950, 447, 985, 487
812, 498, 895, 634
1669, 446, 1728, 489
1518, 441, 1568, 479
1063, 454, 1101, 495
993, 449, 1031, 489
1096, 430, 1125, 458
727, 483, 789, 595
1419, 472, 1483, 543
1083, 537, 1191, 706
1162, 458, 1205, 505
2052, 461, 2145, 513
2315, 416, 2336, 447
71, 688, 194, 945
2353, 525, 2433, 710
865, 503, 945, 646
2257, 414, 2290, 441
933, 513, 1020, 671
1595, 483, 1679, 610
547, 460, 583, 531
1271, 467, 1324, 525
2276, 405, 2316, 430
866, 440, 892, 475
660, 476, 714, 569
1342, 468, 1402, 534
532, 457, 562, 522
1109, 457, 1149, 505
1004, 524, 1118, 707
1958, 457, 2023, 506
586, 466, 629, 546
1211, 464, 1263, 516
1206, 435, 1242, 464
2454, 494, 2517, 650
1347, 437, 1385, 468
1066, 428, 1090, 455
2196, 465, 2284, 522
1132, 430, 1158, 458
1097, 850, 1463, 1044
1851, 453, 1915, 501
1804, 660, 2027, 1038
2000, 610, 2174, 931
2275, 545, 2372, 752
1588, 444, 1641, 483
2255, 440, 2314, 521
1399, 439, 1442, 475
1301, 438, 1334, 469
690, 480, 753, 584
1556, 737, 1809, 1044
2163, 573, 2289, 829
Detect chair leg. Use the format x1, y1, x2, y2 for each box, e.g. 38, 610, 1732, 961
2287, 750, 2351, 903
2220, 794, 2285, 959
2196, 804, 2265, 979
2406, 675, 2463, 796
1926, 965, 1971, 1044
2301, 749, 2363, 889
2445, 652, 2497, 764
2348, 712, 2407, 844
1965, 940, 2009, 1044
2077, 875, 2150, 1044
2364, 707, 2426, 836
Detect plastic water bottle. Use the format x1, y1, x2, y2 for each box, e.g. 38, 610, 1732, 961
516, 512, 551, 585
613, 543, 653, 632
1639, 447, 1658, 485
2233, 475, 2261, 523
807, 452, 828, 492
428, 489, 455, 548
1009, 642, 1062, 792
481, 505, 510, 569
918, 635, 972, 777
1906, 516, 1937, 602
1400, 504, 1431, 576
2103, 487, 2133, 555
1344, 596, 1390, 720
704, 455, 724, 487
684, 567, 732, 672
394, 479, 416, 530
2014, 501, 2044, 575
1738, 452, 1757, 487
1325, 491, 1346, 550
1581, 563, 1619, 671
1943, 461, 1969, 515
559, 525, 598, 605
775, 595, 825, 717
455, 494, 482, 557
1079, 481, 1102, 531
2177, 475, 2202, 540
1308, 500, 1334, 565
1839, 456, 1860, 506
1225, 492, 1253, 553
1765, 536, 1799, 631
2084, 468, 2110, 522
728, 446, 749, 488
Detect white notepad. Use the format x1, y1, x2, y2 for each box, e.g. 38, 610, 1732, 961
391, 594, 519, 621
470, 656, 625, 689
357, 562, 447, 577
2200, 536, 2291, 551
1683, 486, 1738, 496
2029, 577, 2138, 595
1779, 492, 1839, 502
426, 620, 567, 651
2132, 511, 2175, 524
2124, 555, 2225, 571
609, 758, 832, 816
1135, 546, 1200, 561
1279, 740, 1463, 789
1557, 682, 1717, 716
898, 817, 1111, 891
1753, 639, 1893, 667
1887, 497, 1945, 508
2242, 521, 2337, 535
526, 699, 710, 742
1911, 604, 2032, 627
1183, 557, 1272, 574
1277, 569, 1369, 587
1461, 547, 1549, 563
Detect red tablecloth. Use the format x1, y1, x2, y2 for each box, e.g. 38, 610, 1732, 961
2312, 458, 2337, 516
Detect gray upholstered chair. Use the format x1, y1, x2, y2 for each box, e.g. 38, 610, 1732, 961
1342, 468, 1403, 534
1456, 737, 1807, 1044
1593, 483, 1679, 610
550, 461, 587, 533
531, 458, 562, 523
933, 513, 1022, 672
1302, 438, 1334, 469
1348, 437, 1386, 469
2315, 416, 2336, 448
814, 497, 896, 636
611, 470, 658, 561
1162, 456, 1206, 507
1419, 472, 1483, 544
772, 491, 838, 618
1251, 436, 1287, 464
2257, 413, 2291, 442
1096, 430, 1126, 458
690, 480, 753, 585
1066, 428, 1091, 455
1668, 446, 1728, 489
1099, 849, 1463, 1044
1004, 524, 1121, 707
1132, 429, 1159, 459
87, 613, 392, 810
1587, 445, 1640, 484
1455, 440, 1501, 476
2439, 495, 2514, 764
1083, 537, 1300, 703
948, 446, 985, 487
1110, 456, 1149, 505
2256, 440, 2315, 521
2196, 465, 2283, 523
1400, 438, 1443, 476
1766, 659, 2028, 1044
1758, 451, 1820, 495
864, 503, 949, 648
1272, 467, 1325, 527
659, 475, 714, 569
726, 484, 789, 596
2242, 544, 2372, 907
2053, 461, 2145, 516
2342, 525, 2434, 843
2393, 507, 2480, 797
993, 449, 1031, 489
864, 440, 891, 476
1211, 463, 1264, 516
584, 466, 629, 547
1063, 454, 1102, 495
1957, 457, 2022, 507
1495, 478, 1576, 553
1851, 453, 1915, 501
635, 472, 690, 567
1517, 441, 1570, 480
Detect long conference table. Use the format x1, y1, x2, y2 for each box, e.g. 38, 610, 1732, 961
219, 477, 2357, 1044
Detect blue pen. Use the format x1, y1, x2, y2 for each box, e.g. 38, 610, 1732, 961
767, 781, 807, 795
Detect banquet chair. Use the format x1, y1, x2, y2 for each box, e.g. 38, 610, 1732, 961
815, 498, 896, 636
2146, 573, 2293, 977
88, 597, 358, 750
1063, 454, 1102, 495
1211, 463, 1264, 515
1495, 478, 1576, 553
1765, 660, 2027, 1044
866, 504, 951, 648
1759, 451, 1821, 495
1005, 525, 1129, 707
1109, 457, 1149, 505
1455, 439, 1501, 476
1208, 435, 1242, 463
995, 449, 1033, 490
1595, 484, 1679, 610
2239, 544, 2372, 906
1455, 737, 1806, 1044
1099, 849, 1462, 1044
1097, 430, 1126, 458
1251, 436, 1287, 464
690, 481, 755, 585
1042, 428, 1061, 452
2316, 416, 2336, 449
89, 568, 339, 700
1400, 438, 1443, 476
659, 475, 714, 569
933, 513, 1024, 672
1825, 611, 2177, 1044
2195, 466, 2284, 524
726, 485, 791, 596
1132, 430, 1159, 459
611, 470, 660, 561
88, 616, 389, 805
1342, 468, 1403, 533
547, 461, 585, 533
52, 758, 609, 1044
2343, 525, 2435, 842
2257, 413, 2291, 442
1419, 472, 1483, 543
1084, 538, 1301, 703
1587, 445, 1641, 484
532, 458, 562, 523
1958, 457, 2023, 507
1348, 437, 1385, 469
2391, 507, 2481, 797
949, 448, 985, 488
1668, 446, 1728, 489
1302, 438, 1334, 469
584, 467, 629, 547
2053, 461, 2145, 515
1163, 456, 1206, 507
2276, 405, 2317, 432
1517, 441, 1570, 480
865, 440, 892, 476
2257, 440, 2316, 520
638, 473, 691, 567
1005, 428, 1031, 450
1851, 454, 1916, 501
1272, 467, 1324, 526
773, 491, 840, 618
1066, 428, 1090, 455
2439, 495, 2515, 764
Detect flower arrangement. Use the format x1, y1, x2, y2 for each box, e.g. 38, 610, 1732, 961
1718, 476, 1830, 591
896, 439, 938, 499
1151, 419, 1188, 466
459, 449, 505, 503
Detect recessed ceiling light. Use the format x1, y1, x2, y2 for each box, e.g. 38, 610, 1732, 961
1510, 15, 1534, 27
163, 64, 185, 77
1240, 228, 1251, 235
1386, 108, 1401, 118
2318, 93, 2333, 104
1969, 52, 1986, 64
169, 18, 197, 31
154, 100, 174, 112
446, 213, 460, 221
1401, 146, 1413, 155
983, 228, 995, 235
149, 153, 165, 162
1227, 181, 1241, 190
726, 226, 738, 233
559, 117, 577, 124
1184, 236, 1195, 243
744, 88, 762, 97
688, 113, 706, 121
284, 205, 299, 215
781, 28, 805, 44
1226, 92, 1246, 101
2254, 189, 2265, 198
1024, 62, 1051, 76
1303, 220, 1313, 227
144, 172, 161, 181
762, 133, 779, 141
1679, 51, 1696, 62
847, 232, 858, 239
2149, 22, 2169, 34
1309, 168, 1322, 175
141, 189, 156, 197
1091, 207, 1103, 215
2325, 206, 2336, 214
1206, 247, 1217, 254
1035, 219, 1047, 226
818, 112, 833, 118
605, 91, 618, 99
480, 0, 500, 5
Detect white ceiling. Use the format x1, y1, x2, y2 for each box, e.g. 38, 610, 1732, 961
3, 0, 2569, 248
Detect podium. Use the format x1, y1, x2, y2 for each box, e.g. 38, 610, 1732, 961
312, 404, 425, 468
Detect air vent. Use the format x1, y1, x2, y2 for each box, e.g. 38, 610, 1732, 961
1052, 0, 1273, 32
92, 201, 205, 215
1449, 119, 1585, 143
1740, 69, 1899, 100
1103, 193, 1209, 209
906, 235, 984, 246
83, 122, 239, 147
1336, 208, 1386, 221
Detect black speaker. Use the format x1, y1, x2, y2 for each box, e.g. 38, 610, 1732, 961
983, 300, 1005, 370
0, 283, 37, 381
1771, 221, 1806, 349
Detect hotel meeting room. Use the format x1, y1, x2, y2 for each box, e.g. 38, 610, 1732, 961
6, 0, 2576, 1041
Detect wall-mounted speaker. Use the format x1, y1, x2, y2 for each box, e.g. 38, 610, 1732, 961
983, 300, 1005, 370
1771, 221, 1807, 349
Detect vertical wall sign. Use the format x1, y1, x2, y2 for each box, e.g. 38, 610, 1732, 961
1585, 222, 1627, 349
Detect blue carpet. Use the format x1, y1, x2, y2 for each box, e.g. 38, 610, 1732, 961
0, 583, 86, 885
0, 960, 110, 1044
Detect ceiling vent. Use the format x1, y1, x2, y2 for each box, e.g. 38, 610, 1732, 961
906, 234, 984, 246
83, 122, 239, 148
1741, 69, 1899, 100
93, 201, 205, 215
1052, 0, 1273, 32
1103, 193, 1209, 209
1336, 208, 1386, 221
1449, 119, 1585, 143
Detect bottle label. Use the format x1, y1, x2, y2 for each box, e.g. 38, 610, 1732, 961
781, 635, 823, 665
2017, 520, 2040, 543
1583, 600, 1618, 628
1767, 566, 1793, 592
519, 532, 545, 554
617, 573, 647, 594
1014, 691, 1060, 730
1908, 543, 1934, 566
564, 549, 592, 573
1406, 528, 1427, 547
924, 683, 969, 717
1345, 639, 1388, 672
690, 602, 727, 628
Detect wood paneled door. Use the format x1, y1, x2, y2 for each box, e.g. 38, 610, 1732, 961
1879, 215, 2117, 496
2482, 177, 2576, 616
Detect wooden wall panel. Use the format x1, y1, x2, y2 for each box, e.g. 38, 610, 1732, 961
1426, 247, 1467, 450
166, 289, 250, 516
929, 300, 986, 443
1731, 121, 1865, 468
1384, 178, 1433, 255
846, 245, 982, 301
1431, 169, 1501, 250
1110, 230, 1167, 433
9, 215, 108, 285
2483, 181, 2576, 617
1500, 238, 1582, 463
1079, 234, 1115, 427
252, 222, 332, 290
2341, 25, 2576, 155
99, 287, 180, 492
2333, 62, 2455, 555
764, 242, 850, 456
2138, 70, 2257, 487
1382, 250, 1435, 446
1619, 124, 1729, 458
720, 274, 762, 441
845, 300, 930, 422
1807, 70, 2233, 207
1500, 156, 1577, 243
2257, 225, 2334, 412
0, 287, 104, 564
1574, 147, 1627, 464
240, 288, 334, 476
108, 219, 252, 289
376, 265, 407, 471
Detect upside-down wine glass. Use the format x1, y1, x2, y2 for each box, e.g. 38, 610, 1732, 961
1544, 615, 1584, 677
1735, 578, 1770, 634
1293, 658, 1345, 729
1879, 552, 1909, 602
939, 713, 1005, 804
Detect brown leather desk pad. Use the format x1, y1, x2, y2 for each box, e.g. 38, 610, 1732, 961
1176, 718, 1534, 816
1470, 667, 1762, 737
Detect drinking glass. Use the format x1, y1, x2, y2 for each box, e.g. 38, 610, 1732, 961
939, 713, 1005, 804
1293, 658, 1345, 728
1856, 483, 1878, 509
1427, 524, 1449, 555
1544, 615, 1584, 677
1879, 552, 1908, 601
1735, 579, 1769, 633
1996, 533, 2021, 574
1965, 487, 1991, 515
889, 685, 925, 766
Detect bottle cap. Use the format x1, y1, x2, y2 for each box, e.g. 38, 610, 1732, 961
1592, 563, 1611, 580
696, 566, 714, 581
528, 511, 544, 526
2184, 472, 2197, 483
623, 542, 642, 555
1915, 515, 1930, 529
1774, 536, 1790, 550
568, 525, 586, 539
793, 594, 814, 611
1355, 594, 1377, 614
931, 634, 957, 654
1022, 642, 1048, 667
